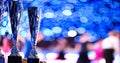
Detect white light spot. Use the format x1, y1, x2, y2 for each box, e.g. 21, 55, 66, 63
62, 9, 72, 16
43, 29, 54, 36
44, 12, 54, 18
88, 51, 96, 60
46, 53, 58, 60
77, 27, 86, 34
52, 27, 62, 33
3, 12, 8, 17
68, 30, 77, 37
80, 16, 88, 23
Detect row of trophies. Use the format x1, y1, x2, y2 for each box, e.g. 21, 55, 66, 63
0, 1, 42, 63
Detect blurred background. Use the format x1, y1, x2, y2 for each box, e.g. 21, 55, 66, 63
0, 0, 120, 63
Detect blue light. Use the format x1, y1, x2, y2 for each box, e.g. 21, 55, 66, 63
52, 26, 62, 33
43, 28, 54, 36
80, 16, 88, 23
80, 0, 88, 2
44, 12, 55, 18
0, 27, 6, 35
62, 9, 72, 16
68, 0, 78, 3
1, 0, 120, 39
30, 0, 41, 7
20, 30, 27, 37
2, 21, 7, 27
74, 36, 80, 42
77, 27, 86, 34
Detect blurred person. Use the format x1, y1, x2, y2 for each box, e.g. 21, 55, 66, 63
1, 32, 13, 54
55, 38, 68, 60
93, 39, 103, 63
102, 31, 120, 63
1, 32, 13, 63
73, 42, 81, 52
77, 34, 91, 63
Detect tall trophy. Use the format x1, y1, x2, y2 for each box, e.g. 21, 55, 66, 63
0, 37, 4, 63
8, 1, 22, 63
0, 0, 5, 63
27, 7, 39, 63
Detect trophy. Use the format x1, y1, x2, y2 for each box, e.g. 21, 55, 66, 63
8, 1, 22, 63
27, 7, 39, 63
0, 0, 5, 63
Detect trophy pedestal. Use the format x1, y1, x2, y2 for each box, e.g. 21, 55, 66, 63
27, 58, 39, 63
8, 56, 22, 63
0, 55, 4, 63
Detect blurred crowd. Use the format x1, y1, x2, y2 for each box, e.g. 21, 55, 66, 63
0, 30, 120, 63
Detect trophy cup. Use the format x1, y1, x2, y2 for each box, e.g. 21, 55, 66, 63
27, 7, 39, 63
8, 1, 22, 63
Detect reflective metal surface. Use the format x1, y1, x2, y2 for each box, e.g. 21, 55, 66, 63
28, 7, 38, 58
8, 1, 20, 56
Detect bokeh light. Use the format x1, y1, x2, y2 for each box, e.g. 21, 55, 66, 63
68, 30, 77, 37
62, 9, 72, 16
52, 26, 62, 33
0, 0, 120, 40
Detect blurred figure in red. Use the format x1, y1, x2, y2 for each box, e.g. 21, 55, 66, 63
1, 32, 13, 63
77, 34, 91, 63
55, 38, 68, 60
1, 32, 13, 54
93, 39, 103, 63
102, 31, 120, 63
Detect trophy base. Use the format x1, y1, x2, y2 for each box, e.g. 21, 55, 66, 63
0, 55, 4, 63
8, 56, 22, 63
27, 58, 39, 63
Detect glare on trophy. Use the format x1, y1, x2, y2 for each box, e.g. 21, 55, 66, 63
8, 1, 22, 63
27, 7, 39, 63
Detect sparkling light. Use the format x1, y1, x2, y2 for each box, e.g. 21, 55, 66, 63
0, 28, 6, 35
20, 30, 27, 37
88, 51, 96, 60
2, 21, 7, 27
62, 9, 72, 16
77, 27, 86, 34
80, 0, 88, 2
52, 26, 62, 33
44, 12, 55, 18
38, 53, 45, 61
80, 16, 88, 23
46, 53, 58, 60
43, 28, 54, 36
67, 0, 78, 3
68, 30, 77, 37
65, 53, 79, 60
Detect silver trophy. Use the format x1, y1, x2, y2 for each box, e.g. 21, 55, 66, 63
0, 0, 5, 63
8, 1, 22, 63
27, 7, 39, 63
